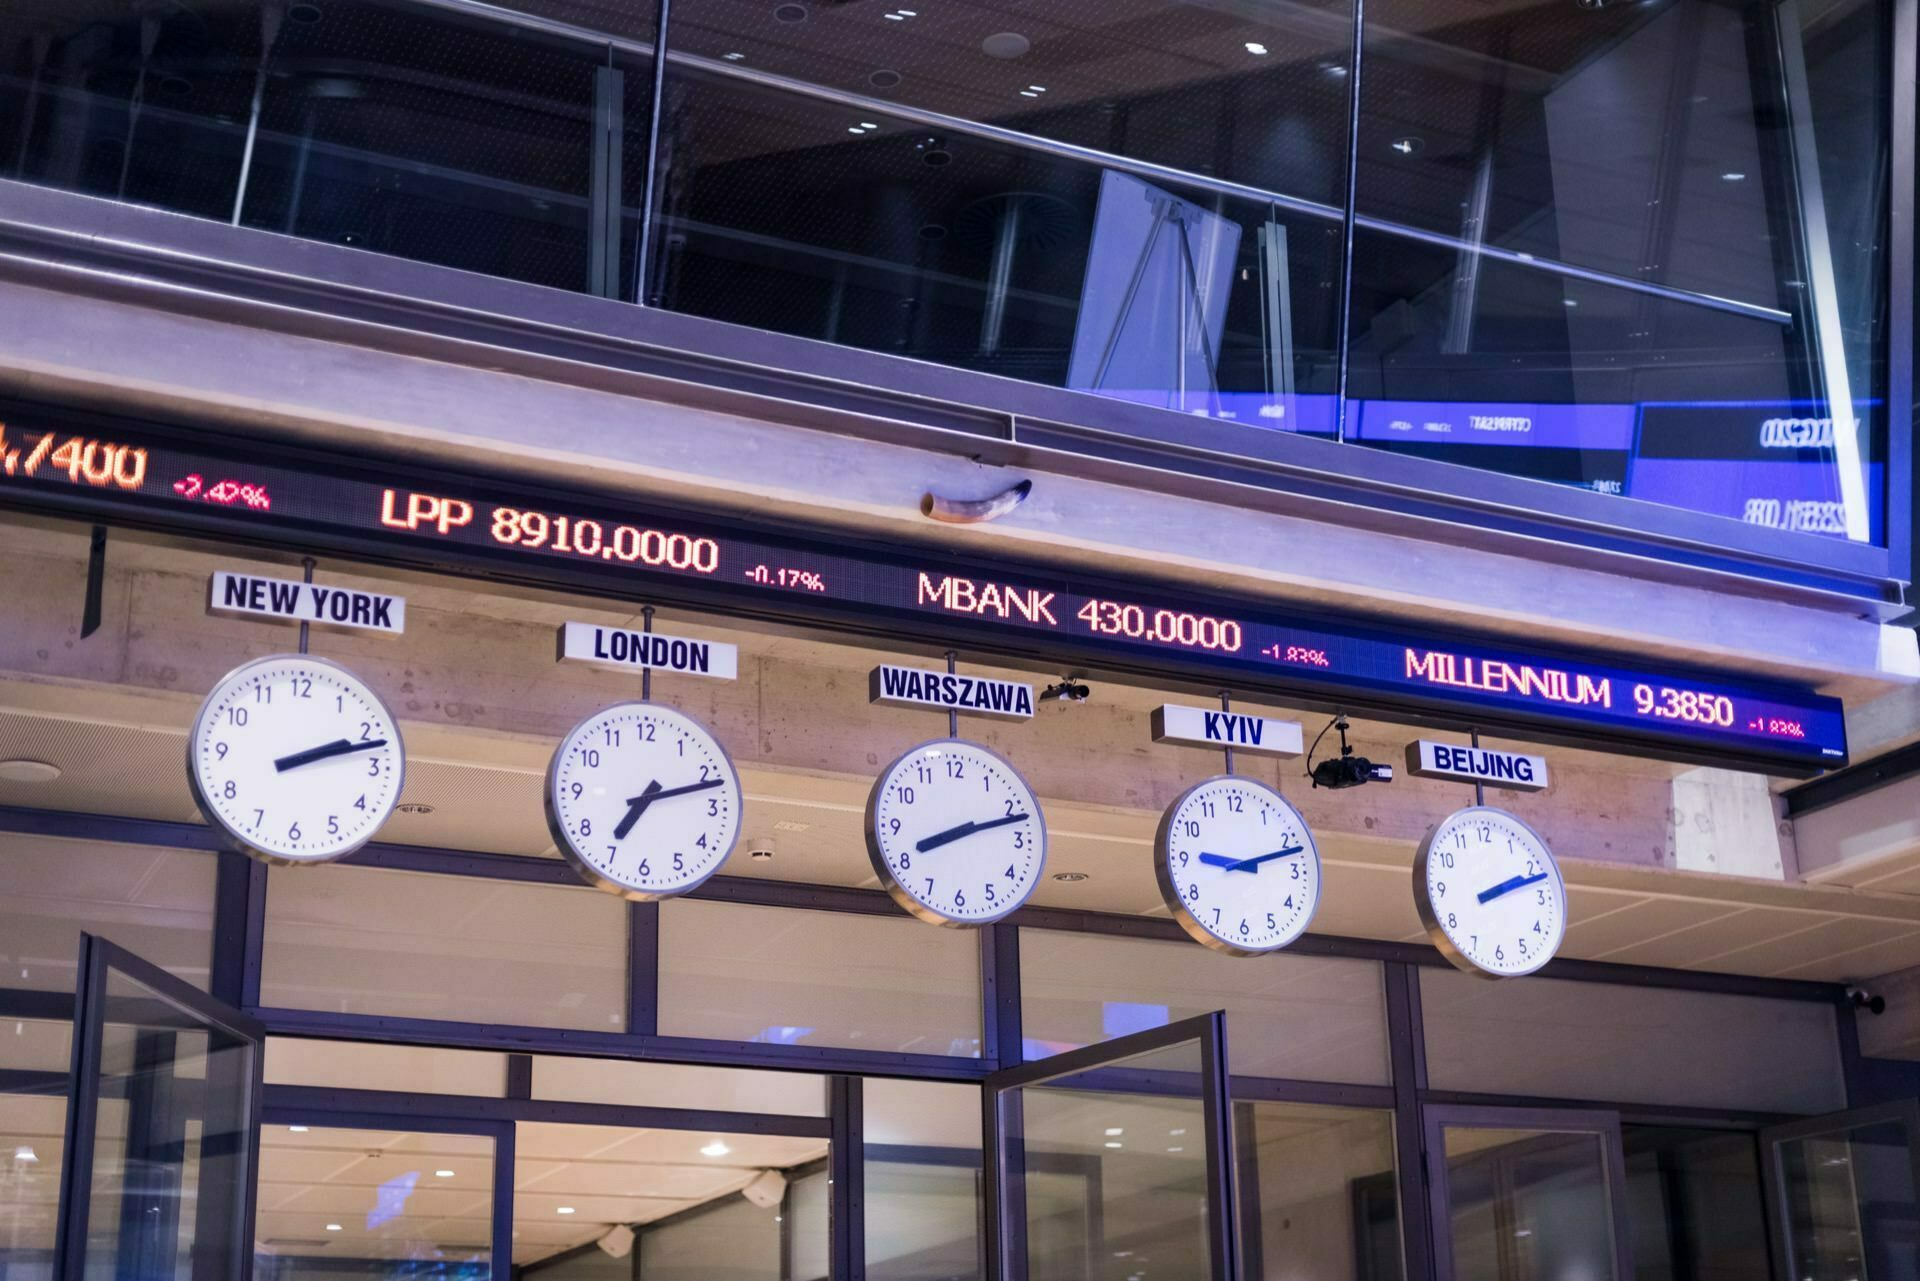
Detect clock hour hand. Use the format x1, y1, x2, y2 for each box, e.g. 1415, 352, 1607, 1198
613, 780, 664, 841
915, 812, 1030, 854
274, 737, 389, 773
1476, 871, 1549, 905
1197, 845, 1304, 873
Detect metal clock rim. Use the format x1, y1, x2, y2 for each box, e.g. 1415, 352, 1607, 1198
863, 735, 1048, 929
1153, 773, 1323, 957
185, 651, 409, 867
542, 699, 745, 902
1412, 803, 1566, 981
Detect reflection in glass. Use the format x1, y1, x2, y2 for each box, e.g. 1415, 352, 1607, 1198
1439, 1126, 1617, 1281
255, 1125, 491, 1279
1622, 1127, 1769, 1281
647, 66, 1342, 429
82, 970, 256, 1281
1238, 1102, 1401, 1281
1774, 1118, 1920, 1281
866, 1080, 983, 1281
0, 1022, 69, 1277
1017, 1039, 1212, 1281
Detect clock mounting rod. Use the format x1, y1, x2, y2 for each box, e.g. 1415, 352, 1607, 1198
1218, 690, 1235, 776
298, 557, 314, 654
944, 651, 958, 738
641, 605, 655, 701
1470, 727, 1485, 806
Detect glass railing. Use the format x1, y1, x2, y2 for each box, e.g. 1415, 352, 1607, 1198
0, 0, 1894, 552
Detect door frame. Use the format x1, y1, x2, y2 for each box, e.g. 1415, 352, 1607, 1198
53, 931, 268, 1281
983, 1010, 1235, 1281
1420, 1102, 1634, 1281
1758, 1097, 1920, 1281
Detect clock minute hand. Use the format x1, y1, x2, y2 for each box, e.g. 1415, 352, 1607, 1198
1197, 845, 1304, 873
642, 777, 727, 804
613, 780, 664, 842
1476, 871, 1549, 905
274, 737, 388, 773
916, 812, 1030, 854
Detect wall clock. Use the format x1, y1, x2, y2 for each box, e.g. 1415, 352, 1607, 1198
546, 702, 743, 899
865, 739, 1046, 927
1414, 805, 1566, 978
187, 654, 405, 864
1155, 775, 1321, 955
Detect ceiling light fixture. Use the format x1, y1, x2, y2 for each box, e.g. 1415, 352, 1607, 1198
701, 1141, 731, 1157
1052, 871, 1089, 882
0, 760, 60, 784
1104, 1128, 1124, 1136
13, 1146, 36, 1164
1390, 136, 1424, 156
1028, 85, 1046, 92
1720, 171, 1746, 182
981, 31, 1031, 59
1104, 1141, 1122, 1149
1320, 61, 1348, 76
1245, 41, 1268, 54
326, 1224, 343, 1232
289, 1126, 309, 1133
435, 1170, 455, 1179
557, 1207, 576, 1215
723, 51, 746, 61
1019, 90, 1039, 97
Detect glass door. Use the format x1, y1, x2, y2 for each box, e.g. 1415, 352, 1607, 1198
985, 1011, 1236, 1281
1422, 1104, 1633, 1281
1762, 1101, 1920, 1281
54, 932, 265, 1279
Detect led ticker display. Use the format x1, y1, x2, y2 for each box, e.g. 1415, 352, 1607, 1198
0, 409, 1848, 771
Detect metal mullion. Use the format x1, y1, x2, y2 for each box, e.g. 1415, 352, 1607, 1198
53, 934, 111, 1281
629, 900, 659, 1037
210, 849, 253, 1007
634, 0, 671, 305
828, 1076, 865, 1281
1199, 1011, 1238, 1281
980, 924, 1021, 1070
265, 1083, 834, 1138
493, 1114, 517, 1280
981, 1078, 1023, 1281
988, 1013, 1222, 1092
1385, 963, 1434, 1281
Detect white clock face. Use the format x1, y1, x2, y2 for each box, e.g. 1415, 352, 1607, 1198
1416, 806, 1566, 978
188, 654, 405, 865
1156, 775, 1321, 955
865, 739, 1046, 927
545, 702, 742, 900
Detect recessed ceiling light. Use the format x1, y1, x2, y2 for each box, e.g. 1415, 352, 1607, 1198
848, 126, 865, 133
869, 69, 902, 88
1320, 61, 1348, 76
1721, 171, 1746, 182
395, 802, 434, 815
289, 1126, 309, 1133
1170, 1128, 1186, 1136
723, 51, 746, 61
1052, 871, 1089, 882
1104, 1141, 1123, 1149
0, 760, 60, 784
557, 1207, 576, 1215
1028, 85, 1047, 92
1245, 41, 1268, 54
774, 3, 807, 22
1167, 1146, 1184, 1153
1019, 90, 1039, 97
982, 31, 1031, 59
1564, 299, 1579, 307
1390, 136, 1423, 156
13, 1146, 37, 1164
1104, 1128, 1123, 1136
435, 1170, 455, 1178
701, 1141, 731, 1157
326, 1224, 343, 1232
288, 2, 323, 22
859, 122, 878, 130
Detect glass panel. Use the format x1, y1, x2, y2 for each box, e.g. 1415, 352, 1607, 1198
264, 1039, 508, 1096
658, 900, 981, 1056
530, 1057, 828, 1118
665, 0, 1355, 208
0, 836, 216, 992
1439, 1125, 1618, 1281
789, 1166, 829, 1281
0, 1086, 66, 1276
1021, 931, 1389, 1084
647, 66, 1342, 429
1238, 1101, 1400, 1281
514, 1122, 826, 1278
1622, 1126, 1768, 1281
0, 0, 649, 297
79, 967, 256, 1281
1420, 969, 1845, 1114
1350, 0, 1889, 545
1773, 1117, 1920, 1281
866, 1080, 982, 1281
254, 1124, 492, 1279
260, 864, 628, 1030
1017, 1038, 1213, 1281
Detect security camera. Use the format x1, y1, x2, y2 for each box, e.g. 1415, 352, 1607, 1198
1848, 987, 1887, 1015
1308, 716, 1394, 790
748, 835, 777, 861
742, 1170, 788, 1209
1041, 680, 1092, 703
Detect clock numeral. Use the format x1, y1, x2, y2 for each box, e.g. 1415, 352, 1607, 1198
1517, 939, 1528, 955
579, 818, 592, 836
1284, 895, 1294, 910
605, 727, 621, 747
1435, 880, 1446, 897
225, 707, 249, 727
1200, 800, 1215, 818
335, 694, 344, 712
1177, 850, 1189, 867
215, 742, 229, 761
252, 808, 265, 826
1181, 820, 1200, 838
327, 816, 339, 835
923, 878, 934, 896
945, 759, 964, 779
707, 799, 719, 817
1210, 907, 1221, 925
1437, 850, 1455, 869
583, 749, 601, 768
1185, 883, 1199, 902
899, 851, 911, 870
1536, 890, 1547, 905
984, 883, 996, 901
639, 859, 651, 877
570, 783, 584, 800
1004, 865, 1015, 881
1289, 863, 1301, 880
955, 890, 966, 907
1003, 799, 1019, 817
1238, 918, 1249, 936
255, 685, 272, 704
897, 786, 915, 804
1227, 794, 1243, 813
1494, 945, 1505, 961
354, 795, 366, 811
1447, 913, 1458, 928
673, 853, 685, 872
222, 781, 237, 799
291, 678, 312, 699
696, 835, 709, 850
288, 822, 301, 841
640, 722, 656, 742
916, 764, 933, 784
367, 757, 381, 777
1266, 912, 1276, 929
1012, 831, 1025, 850
699, 764, 712, 782
888, 819, 901, 836
1533, 920, 1543, 934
